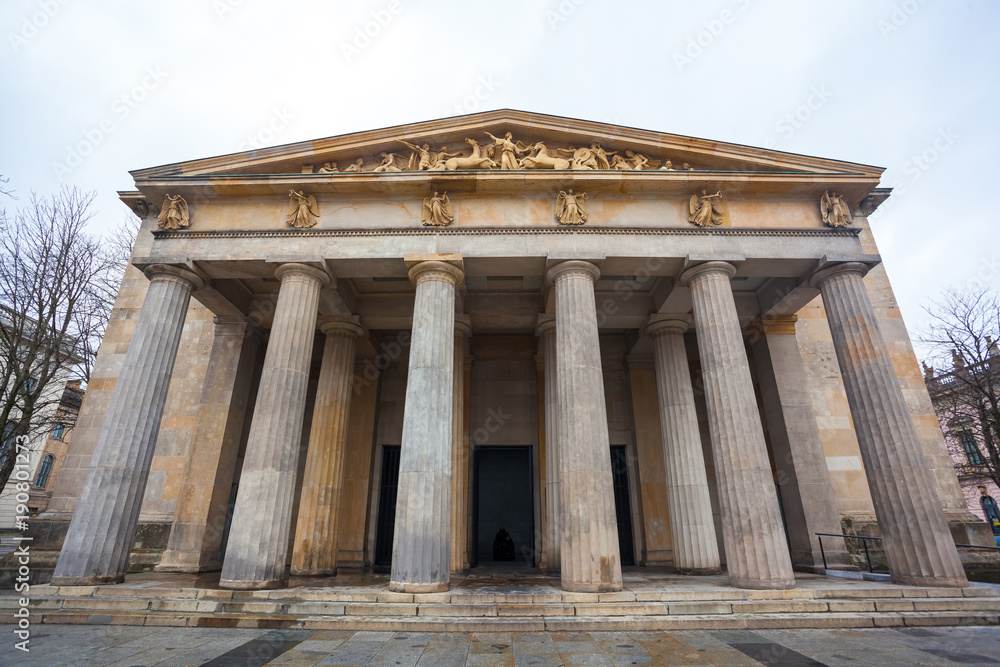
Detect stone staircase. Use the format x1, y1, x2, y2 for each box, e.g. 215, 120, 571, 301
6, 581, 1000, 631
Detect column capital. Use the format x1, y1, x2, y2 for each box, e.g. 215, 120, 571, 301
644, 314, 693, 338
455, 314, 472, 338
408, 260, 465, 286
679, 261, 737, 286
535, 315, 556, 337
807, 261, 870, 289
319, 315, 365, 339
546, 260, 600, 286
274, 262, 331, 287
143, 264, 205, 291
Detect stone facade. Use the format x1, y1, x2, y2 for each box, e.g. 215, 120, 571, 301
35, 110, 993, 591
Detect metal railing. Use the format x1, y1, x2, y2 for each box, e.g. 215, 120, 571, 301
816, 533, 1000, 575
816, 532, 884, 573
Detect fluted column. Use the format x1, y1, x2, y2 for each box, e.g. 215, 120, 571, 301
290, 317, 365, 576
390, 260, 464, 593
52, 265, 203, 585
810, 262, 968, 587
644, 316, 721, 575
537, 317, 562, 573
158, 317, 263, 573
450, 316, 471, 573
680, 261, 795, 590
219, 263, 329, 589
546, 260, 622, 593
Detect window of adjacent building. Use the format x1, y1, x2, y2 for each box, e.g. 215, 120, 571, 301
34, 454, 54, 489
982, 495, 1000, 536
961, 430, 985, 465
51, 423, 66, 441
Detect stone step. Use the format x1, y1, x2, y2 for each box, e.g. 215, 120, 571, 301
28, 609, 1000, 632
12, 594, 1000, 618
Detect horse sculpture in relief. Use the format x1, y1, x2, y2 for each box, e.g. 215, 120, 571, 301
443, 139, 498, 170
520, 142, 572, 170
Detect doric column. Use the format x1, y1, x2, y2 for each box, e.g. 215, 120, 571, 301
546, 260, 622, 593
680, 261, 795, 590
644, 316, 721, 575
537, 316, 562, 573
52, 265, 203, 585
810, 263, 968, 587
158, 317, 263, 573
290, 316, 365, 576
219, 263, 329, 589
390, 260, 464, 593
450, 316, 471, 573
749, 315, 852, 571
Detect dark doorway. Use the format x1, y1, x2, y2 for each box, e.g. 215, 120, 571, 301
473, 446, 534, 566
373, 445, 401, 571
610, 446, 636, 566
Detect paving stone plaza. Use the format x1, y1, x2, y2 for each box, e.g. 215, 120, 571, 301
6, 625, 1000, 666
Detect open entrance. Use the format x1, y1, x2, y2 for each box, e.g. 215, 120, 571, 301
373, 445, 401, 572
610, 445, 636, 566
472, 446, 534, 567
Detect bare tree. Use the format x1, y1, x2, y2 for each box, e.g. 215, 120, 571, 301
0, 187, 128, 493
922, 286, 1000, 490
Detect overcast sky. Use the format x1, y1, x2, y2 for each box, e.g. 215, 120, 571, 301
2, 1, 997, 355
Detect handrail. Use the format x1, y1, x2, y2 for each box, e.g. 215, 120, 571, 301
815, 533, 1000, 573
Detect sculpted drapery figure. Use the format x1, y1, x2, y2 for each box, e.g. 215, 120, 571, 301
421, 192, 454, 226
317, 162, 338, 173
157, 194, 189, 230
485, 131, 530, 169
610, 154, 632, 170
373, 152, 404, 172
688, 190, 724, 227
285, 190, 319, 228
625, 150, 652, 170
343, 158, 364, 172
398, 140, 436, 171
658, 160, 674, 171
555, 189, 589, 225
820, 190, 853, 227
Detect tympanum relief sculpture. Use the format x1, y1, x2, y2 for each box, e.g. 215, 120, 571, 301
820, 190, 853, 228
688, 190, 724, 227
555, 189, 589, 225
421, 192, 454, 227
302, 131, 698, 174
285, 190, 319, 228
157, 194, 189, 230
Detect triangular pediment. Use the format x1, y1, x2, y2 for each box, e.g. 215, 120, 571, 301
131, 109, 883, 180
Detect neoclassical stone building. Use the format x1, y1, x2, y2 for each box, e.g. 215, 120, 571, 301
40, 110, 991, 593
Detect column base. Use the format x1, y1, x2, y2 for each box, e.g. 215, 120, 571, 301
729, 576, 796, 590
560, 581, 623, 593
51, 573, 125, 586
891, 573, 969, 588
218, 577, 286, 590
290, 567, 336, 577
389, 580, 449, 593
155, 551, 221, 574
675, 567, 722, 576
